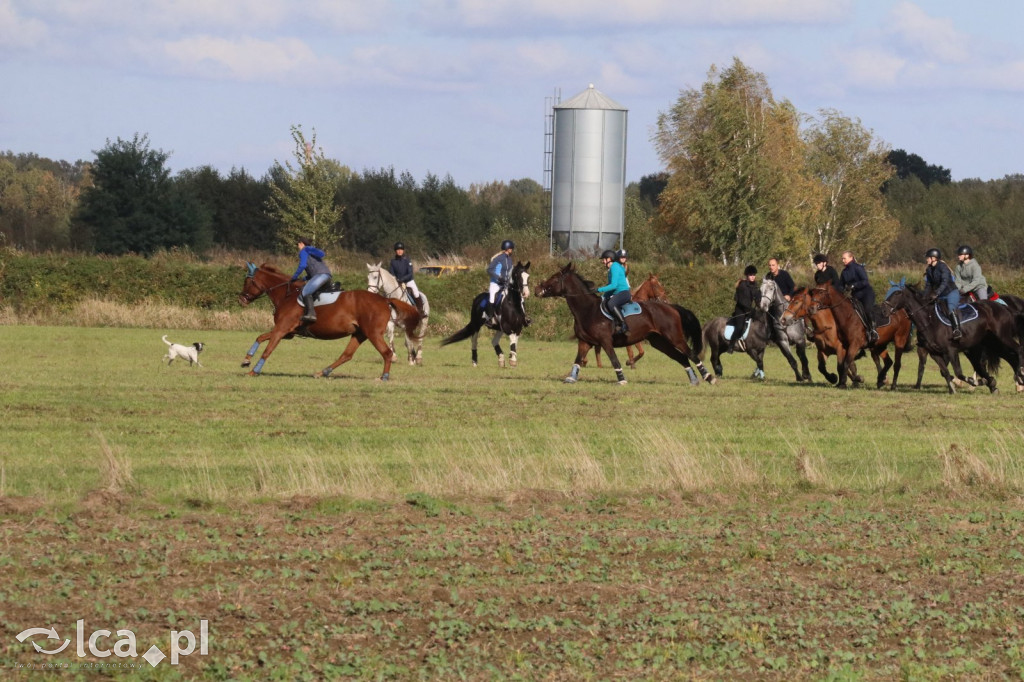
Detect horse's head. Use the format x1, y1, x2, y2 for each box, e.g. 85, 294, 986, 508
883, 276, 907, 302
535, 262, 573, 298
239, 262, 263, 305
366, 262, 386, 294
642, 274, 668, 302
512, 261, 531, 299
758, 278, 776, 312
781, 287, 816, 325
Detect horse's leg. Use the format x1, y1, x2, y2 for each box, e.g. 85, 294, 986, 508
602, 343, 628, 385
492, 330, 505, 368
796, 339, 812, 382
470, 327, 479, 367
242, 331, 273, 367
817, 348, 837, 385
890, 346, 903, 390
565, 341, 593, 383
508, 332, 519, 368
873, 348, 892, 389
776, 337, 802, 382
835, 346, 849, 388
710, 334, 724, 377
247, 329, 293, 376
646, 334, 701, 385
625, 344, 636, 369
749, 346, 766, 381
385, 319, 396, 354
914, 345, 928, 389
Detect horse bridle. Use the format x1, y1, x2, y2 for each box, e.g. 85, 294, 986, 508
240, 269, 292, 303
367, 269, 404, 300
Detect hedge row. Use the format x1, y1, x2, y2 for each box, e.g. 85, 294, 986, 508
4, 250, 1024, 341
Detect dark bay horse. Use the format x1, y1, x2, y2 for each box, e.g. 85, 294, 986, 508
586, 273, 668, 370
238, 263, 422, 381
535, 263, 714, 385
702, 278, 811, 382
441, 261, 530, 368
886, 282, 1024, 394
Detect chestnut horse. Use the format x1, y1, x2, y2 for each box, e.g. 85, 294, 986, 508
535, 263, 714, 385
238, 263, 422, 381
781, 286, 855, 386
813, 283, 916, 390
586, 273, 668, 369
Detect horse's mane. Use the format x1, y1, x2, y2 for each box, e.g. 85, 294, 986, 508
259, 263, 287, 277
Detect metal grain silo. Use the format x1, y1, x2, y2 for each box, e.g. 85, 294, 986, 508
549, 84, 628, 255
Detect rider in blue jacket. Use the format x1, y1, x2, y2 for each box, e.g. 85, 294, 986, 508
486, 240, 515, 322
291, 237, 331, 323
598, 249, 632, 334
923, 247, 962, 339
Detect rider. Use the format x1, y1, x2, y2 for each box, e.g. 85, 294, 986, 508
924, 247, 962, 339
812, 253, 840, 288
616, 248, 630, 276
727, 265, 760, 352
291, 237, 332, 323
486, 240, 515, 323
765, 257, 795, 302
955, 244, 988, 302
839, 251, 877, 344
598, 249, 632, 334
388, 241, 424, 312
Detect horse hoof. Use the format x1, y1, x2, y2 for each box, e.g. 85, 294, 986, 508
617, 379, 628, 385
241, 360, 251, 368
246, 371, 259, 377
563, 377, 577, 384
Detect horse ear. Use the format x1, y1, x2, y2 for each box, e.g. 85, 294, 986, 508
246, 262, 256, 277
900, 275, 906, 286
524, 260, 530, 270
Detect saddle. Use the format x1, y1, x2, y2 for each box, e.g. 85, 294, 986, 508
600, 300, 642, 320
723, 318, 752, 341
934, 302, 979, 326
295, 281, 344, 308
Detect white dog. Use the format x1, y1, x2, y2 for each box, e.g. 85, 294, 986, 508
162, 335, 204, 367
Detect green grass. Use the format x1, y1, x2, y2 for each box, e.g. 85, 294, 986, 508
2, 325, 1023, 504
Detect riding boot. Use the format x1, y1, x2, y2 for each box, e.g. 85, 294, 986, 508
301, 295, 317, 322
612, 306, 629, 335
865, 317, 878, 345
951, 308, 963, 339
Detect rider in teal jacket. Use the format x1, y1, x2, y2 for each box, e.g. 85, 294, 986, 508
597, 249, 632, 333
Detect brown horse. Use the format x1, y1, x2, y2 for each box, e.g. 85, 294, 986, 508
812, 283, 915, 390
781, 286, 860, 387
535, 263, 713, 385
238, 263, 422, 381
585, 273, 668, 369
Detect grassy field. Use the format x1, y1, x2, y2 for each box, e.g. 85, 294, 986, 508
3, 325, 1024, 679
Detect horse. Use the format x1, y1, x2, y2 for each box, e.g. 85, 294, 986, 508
238, 263, 422, 381
811, 282, 919, 390
702, 278, 812, 382
781, 286, 861, 387
886, 282, 1024, 394
534, 262, 714, 385
440, 261, 530, 368
366, 263, 430, 366
585, 273, 668, 370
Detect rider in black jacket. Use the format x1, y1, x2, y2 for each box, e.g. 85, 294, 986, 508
388, 242, 424, 312
839, 251, 877, 344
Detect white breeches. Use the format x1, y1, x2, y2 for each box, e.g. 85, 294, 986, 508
404, 280, 421, 299
488, 282, 500, 303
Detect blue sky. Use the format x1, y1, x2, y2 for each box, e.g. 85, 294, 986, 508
2, 1, 1023, 187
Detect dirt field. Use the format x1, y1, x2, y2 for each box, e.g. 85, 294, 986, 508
3, 491, 1024, 680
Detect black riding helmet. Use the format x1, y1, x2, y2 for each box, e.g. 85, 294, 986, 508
812, 253, 828, 264
501, 239, 515, 250
616, 249, 628, 260
744, 265, 757, 276
600, 249, 616, 260
925, 248, 942, 260
957, 245, 973, 257
394, 241, 405, 251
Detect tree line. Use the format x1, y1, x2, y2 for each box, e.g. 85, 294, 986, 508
3, 60, 1024, 267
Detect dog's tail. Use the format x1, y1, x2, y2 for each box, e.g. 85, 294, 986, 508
162, 335, 172, 346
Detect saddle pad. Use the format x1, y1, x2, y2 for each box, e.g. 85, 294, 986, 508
934, 302, 979, 326
479, 291, 505, 309
297, 290, 342, 308
600, 301, 642, 320
724, 319, 752, 340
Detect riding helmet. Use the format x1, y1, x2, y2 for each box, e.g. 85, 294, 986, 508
744, 265, 757, 276
501, 239, 515, 250
812, 253, 827, 264
601, 249, 616, 260
925, 248, 942, 260
615, 249, 628, 260
394, 241, 405, 251
957, 245, 973, 257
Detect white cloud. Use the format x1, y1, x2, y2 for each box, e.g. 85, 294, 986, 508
420, 0, 850, 31
838, 46, 907, 90
887, 2, 970, 63
160, 35, 330, 83
0, 0, 47, 48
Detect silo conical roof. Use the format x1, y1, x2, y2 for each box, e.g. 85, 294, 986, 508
554, 84, 626, 111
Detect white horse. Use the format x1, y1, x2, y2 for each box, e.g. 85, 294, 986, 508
366, 263, 429, 365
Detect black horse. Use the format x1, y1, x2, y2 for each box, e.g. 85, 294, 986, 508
441, 261, 530, 368
886, 282, 1024, 394
534, 263, 714, 385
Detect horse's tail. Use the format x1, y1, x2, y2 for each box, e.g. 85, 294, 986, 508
671, 304, 703, 358
440, 296, 486, 346
388, 299, 423, 341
